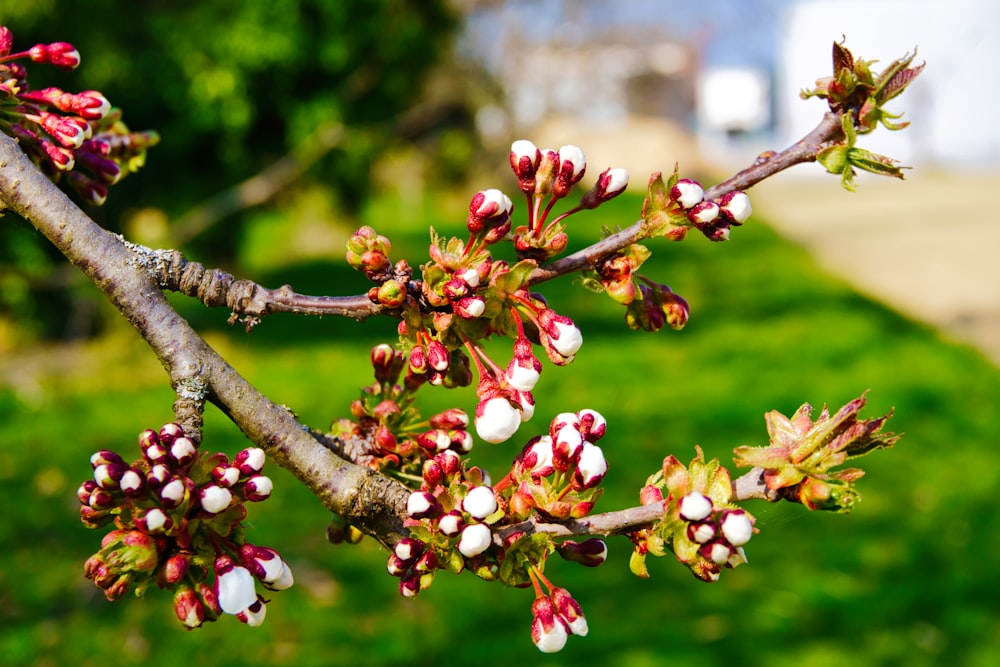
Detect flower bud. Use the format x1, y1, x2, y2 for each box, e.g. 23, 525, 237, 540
458, 523, 492, 558
158, 422, 184, 445
200, 484, 234, 514
701, 540, 734, 566
429, 408, 469, 430
552, 145, 587, 198
576, 409, 607, 442
376, 279, 407, 308
517, 436, 555, 477
212, 465, 241, 488
531, 595, 570, 653
454, 295, 486, 319
235, 596, 267, 627
438, 510, 465, 537
475, 396, 522, 444
162, 553, 191, 586
394, 538, 424, 563
93, 462, 128, 490
243, 475, 273, 502
462, 486, 498, 520
574, 443, 608, 489
510, 139, 542, 193
467, 189, 513, 234
716, 191, 752, 224
160, 477, 188, 509
720, 509, 753, 546
215, 556, 257, 615
552, 425, 584, 472
686, 200, 720, 225
580, 167, 629, 208
556, 538, 608, 567
174, 585, 206, 628
678, 492, 713, 522
687, 521, 717, 544
551, 587, 588, 636
28, 42, 81, 69
406, 491, 441, 519
538, 310, 583, 361
170, 437, 198, 467
90, 450, 125, 468
436, 449, 463, 476
137, 507, 172, 534
670, 178, 704, 209
234, 447, 266, 475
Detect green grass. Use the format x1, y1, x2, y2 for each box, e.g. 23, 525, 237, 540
2, 191, 999, 666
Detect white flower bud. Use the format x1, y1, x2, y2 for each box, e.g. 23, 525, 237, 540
475, 397, 522, 444
718, 191, 752, 224
720, 510, 753, 546
200, 484, 233, 514
575, 443, 607, 488
458, 523, 492, 558
678, 492, 713, 522
217, 563, 257, 615
550, 321, 583, 357
463, 486, 498, 520
670, 178, 704, 209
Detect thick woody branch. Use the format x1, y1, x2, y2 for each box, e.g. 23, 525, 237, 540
0, 132, 408, 549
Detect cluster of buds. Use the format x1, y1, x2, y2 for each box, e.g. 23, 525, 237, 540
0, 25, 157, 204
78, 423, 292, 628
529, 582, 589, 653
630, 446, 755, 583
331, 343, 473, 475
641, 169, 752, 244
397, 451, 502, 594
624, 279, 690, 332
509, 140, 628, 261
496, 409, 609, 521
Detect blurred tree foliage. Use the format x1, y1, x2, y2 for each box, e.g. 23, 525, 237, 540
1, 0, 476, 342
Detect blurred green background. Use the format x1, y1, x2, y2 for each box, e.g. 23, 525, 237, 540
3, 2, 1000, 666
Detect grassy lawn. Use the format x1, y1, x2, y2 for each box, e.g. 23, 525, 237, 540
2, 190, 999, 666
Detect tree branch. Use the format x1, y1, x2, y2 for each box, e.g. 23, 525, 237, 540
525, 111, 844, 287
0, 132, 409, 549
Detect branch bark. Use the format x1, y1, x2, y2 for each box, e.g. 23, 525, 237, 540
0, 132, 409, 549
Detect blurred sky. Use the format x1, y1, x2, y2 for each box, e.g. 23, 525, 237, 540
461, 0, 1000, 167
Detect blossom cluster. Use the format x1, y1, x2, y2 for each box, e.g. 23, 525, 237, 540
347, 141, 628, 449
0, 24, 157, 204
78, 423, 292, 628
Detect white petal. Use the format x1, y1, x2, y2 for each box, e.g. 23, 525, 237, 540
218, 566, 257, 614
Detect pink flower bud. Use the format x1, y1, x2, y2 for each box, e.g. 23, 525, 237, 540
394, 538, 424, 563
670, 178, 704, 209
552, 145, 586, 198
70, 90, 112, 120
406, 491, 441, 519
552, 425, 584, 472
426, 340, 450, 372
462, 486, 498, 520
429, 408, 469, 430
551, 587, 588, 636
170, 437, 197, 466
518, 436, 555, 477
576, 409, 607, 442
679, 492, 713, 522
437, 510, 465, 537
0, 27, 12, 57
640, 484, 663, 505
90, 449, 125, 468
574, 443, 607, 489
580, 167, 629, 208
475, 396, 522, 444
531, 596, 570, 653
556, 538, 608, 567
234, 447, 266, 475
93, 462, 127, 490
687, 521, 717, 544
160, 477, 188, 509
687, 200, 720, 225
174, 586, 206, 628
158, 422, 184, 445
212, 465, 241, 488
243, 474, 273, 502
458, 523, 492, 558
41, 140, 74, 170
163, 554, 191, 586
538, 310, 583, 360
28, 42, 81, 69
436, 449, 462, 476
510, 139, 542, 193
454, 295, 486, 319
39, 112, 91, 149
467, 189, 513, 233
146, 463, 170, 489
200, 484, 233, 514
386, 553, 409, 577
717, 191, 752, 224
77, 480, 98, 505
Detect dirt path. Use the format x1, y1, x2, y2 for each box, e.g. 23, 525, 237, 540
750, 169, 1000, 366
